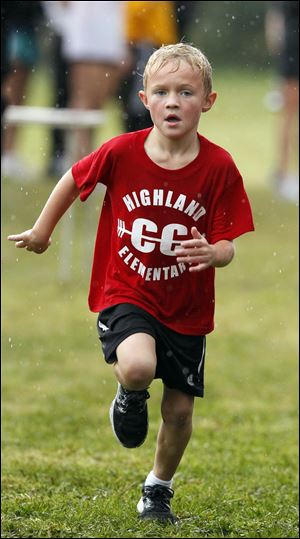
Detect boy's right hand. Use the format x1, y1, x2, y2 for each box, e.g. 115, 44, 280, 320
7, 229, 51, 254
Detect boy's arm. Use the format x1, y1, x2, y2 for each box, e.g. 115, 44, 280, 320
8, 169, 80, 254
175, 226, 235, 273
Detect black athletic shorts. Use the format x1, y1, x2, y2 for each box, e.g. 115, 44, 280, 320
97, 303, 206, 397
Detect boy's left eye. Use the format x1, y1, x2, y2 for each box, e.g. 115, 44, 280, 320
181, 91, 192, 96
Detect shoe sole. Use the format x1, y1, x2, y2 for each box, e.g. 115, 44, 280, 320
137, 497, 177, 524
139, 511, 177, 524
109, 397, 122, 445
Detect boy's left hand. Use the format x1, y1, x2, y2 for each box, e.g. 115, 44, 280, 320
175, 226, 216, 272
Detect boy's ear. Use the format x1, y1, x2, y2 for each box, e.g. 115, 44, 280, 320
202, 91, 217, 113
139, 90, 150, 110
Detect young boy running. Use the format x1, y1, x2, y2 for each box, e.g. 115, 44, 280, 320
8, 43, 254, 524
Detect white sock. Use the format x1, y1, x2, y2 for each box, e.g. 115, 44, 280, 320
144, 470, 173, 489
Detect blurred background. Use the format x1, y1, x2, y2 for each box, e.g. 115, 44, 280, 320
1, 0, 299, 191
1, 2, 299, 537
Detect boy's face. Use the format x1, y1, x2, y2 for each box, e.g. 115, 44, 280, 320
139, 60, 217, 139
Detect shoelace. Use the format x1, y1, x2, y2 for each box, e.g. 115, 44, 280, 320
117, 389, 150, 413
143, 485, 174, 512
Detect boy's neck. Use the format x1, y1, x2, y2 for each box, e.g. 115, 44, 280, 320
144, 127, 200, 170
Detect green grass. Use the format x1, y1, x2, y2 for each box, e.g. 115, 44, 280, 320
1, 69, 299, 537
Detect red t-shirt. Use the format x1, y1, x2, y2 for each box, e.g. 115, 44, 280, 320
72, 128, 254, 335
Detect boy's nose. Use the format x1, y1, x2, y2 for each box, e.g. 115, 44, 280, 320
166, 100, 179, 109
166, 92, 179, 108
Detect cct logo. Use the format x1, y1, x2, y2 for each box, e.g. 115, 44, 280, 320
117, 218, 188, 256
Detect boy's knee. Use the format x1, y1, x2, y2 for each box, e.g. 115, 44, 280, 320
162, 400, 194, 427
117, 358, 155, 390
115, 333, 156, 389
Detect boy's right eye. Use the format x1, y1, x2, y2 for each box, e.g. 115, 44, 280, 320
154, 90, 167, 96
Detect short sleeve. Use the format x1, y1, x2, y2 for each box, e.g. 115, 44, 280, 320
72, 142, 112, 201
210, 166, 255, 244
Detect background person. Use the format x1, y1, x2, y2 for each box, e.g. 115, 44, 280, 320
42, 0, 70, 178
1, 1, 43, 177
174, 0, 197, 39
53, 0, 126, 160
265, 0, 299, 202
120, 0, 178, 132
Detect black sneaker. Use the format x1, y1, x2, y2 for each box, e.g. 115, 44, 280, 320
137, 484, 177, 523
109, 384, 150, 448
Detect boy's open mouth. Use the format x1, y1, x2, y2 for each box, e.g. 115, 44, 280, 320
165, 115, 181, 123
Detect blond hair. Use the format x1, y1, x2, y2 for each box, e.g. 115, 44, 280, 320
143, 43, 213, 96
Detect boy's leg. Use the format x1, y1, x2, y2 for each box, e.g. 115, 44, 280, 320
110, 332, 157, 449
138, 386, 194, 522
153, 386, 194, 480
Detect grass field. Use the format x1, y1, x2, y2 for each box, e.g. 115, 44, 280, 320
1, 69, 299, 538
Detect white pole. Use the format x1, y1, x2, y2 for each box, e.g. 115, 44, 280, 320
3, 105, 105, 128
